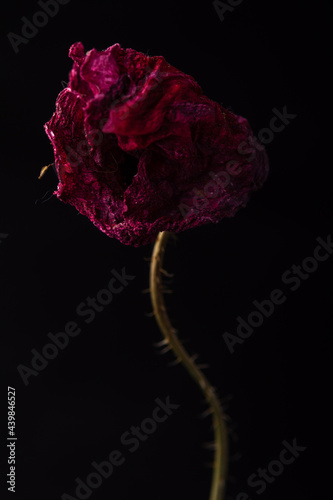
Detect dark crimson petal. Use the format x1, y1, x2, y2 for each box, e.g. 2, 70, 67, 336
44, 89, 126, 224
78, 44, 123, 97
68, 42, 94, 100
44, 42, 269, 246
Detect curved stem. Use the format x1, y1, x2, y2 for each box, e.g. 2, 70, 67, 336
149, 231, 228, 500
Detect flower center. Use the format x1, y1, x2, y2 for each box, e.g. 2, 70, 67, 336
122, 153, 139, 187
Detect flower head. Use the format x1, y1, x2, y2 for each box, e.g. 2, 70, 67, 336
44, 42, 269, 246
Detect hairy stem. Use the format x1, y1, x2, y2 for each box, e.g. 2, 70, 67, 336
149, 231, 228, 500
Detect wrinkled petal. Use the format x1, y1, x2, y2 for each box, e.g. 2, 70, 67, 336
44, 42, 269, 246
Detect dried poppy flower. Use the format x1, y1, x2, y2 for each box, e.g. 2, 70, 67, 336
44, 41, 269, 246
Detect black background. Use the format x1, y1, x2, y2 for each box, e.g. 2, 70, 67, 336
0, 1, 331, 499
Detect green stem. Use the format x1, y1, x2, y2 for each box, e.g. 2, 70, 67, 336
149, 231, 228, 500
